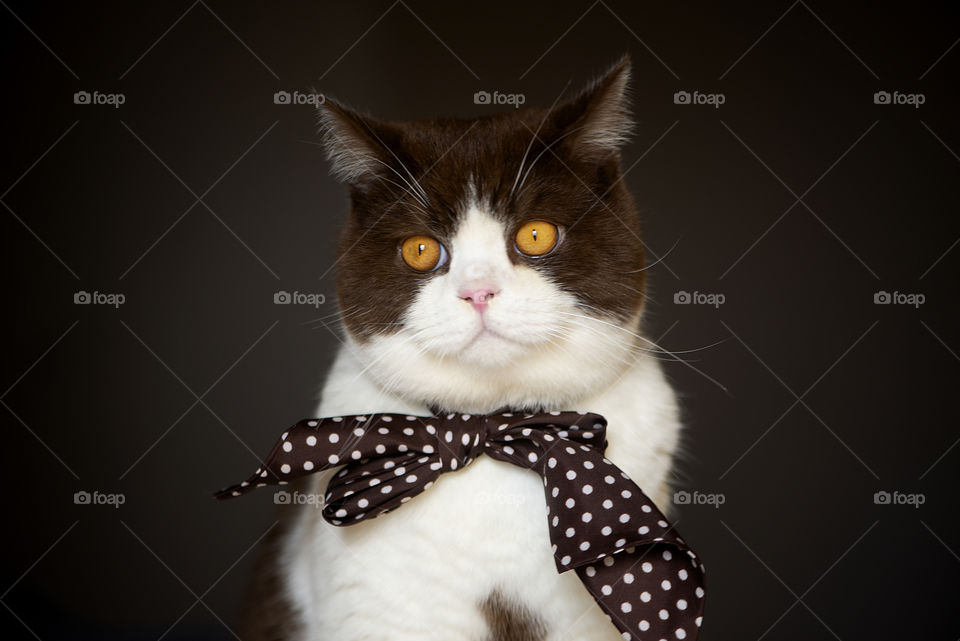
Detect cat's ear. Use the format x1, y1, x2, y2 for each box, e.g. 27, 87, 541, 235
556, 56, 633, 162
317, 99, 395, 186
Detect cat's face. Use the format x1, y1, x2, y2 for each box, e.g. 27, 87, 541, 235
322, 59, 648, 412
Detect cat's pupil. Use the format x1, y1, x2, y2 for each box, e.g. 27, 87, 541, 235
532, 229, 538, 241
418, 243, 425, 255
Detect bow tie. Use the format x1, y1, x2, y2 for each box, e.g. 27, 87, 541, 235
216, 410, 705, 639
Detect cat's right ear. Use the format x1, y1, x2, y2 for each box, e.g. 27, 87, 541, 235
316, 99, 394, 186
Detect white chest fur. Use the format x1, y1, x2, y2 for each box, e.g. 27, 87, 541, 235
278, 344, 680, 641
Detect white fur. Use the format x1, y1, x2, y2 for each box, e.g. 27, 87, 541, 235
278, 206, 681, 640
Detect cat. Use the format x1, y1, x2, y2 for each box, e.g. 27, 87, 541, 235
241, 56, 682, 641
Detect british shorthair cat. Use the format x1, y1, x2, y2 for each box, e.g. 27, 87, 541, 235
243, 57, 683, 641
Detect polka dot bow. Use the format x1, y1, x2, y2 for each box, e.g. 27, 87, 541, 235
216, 411, 705, 639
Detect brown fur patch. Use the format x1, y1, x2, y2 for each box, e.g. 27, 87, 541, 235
237, 489, 304, 641
480, 590, 547, 641
320, 58, 646, 343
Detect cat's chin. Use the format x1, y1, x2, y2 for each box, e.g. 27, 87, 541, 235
350, 314, 639, 414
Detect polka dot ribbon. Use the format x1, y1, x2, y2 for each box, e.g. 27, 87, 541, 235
216, 411, 705, 639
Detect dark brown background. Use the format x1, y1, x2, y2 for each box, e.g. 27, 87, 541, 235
2, 1, 959, 639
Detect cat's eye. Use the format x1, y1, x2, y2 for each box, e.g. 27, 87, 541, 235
401, 235, 447, 272
514, 221, 559, 257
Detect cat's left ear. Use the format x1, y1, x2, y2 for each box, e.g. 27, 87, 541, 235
316, 98, 399, 187
556, 56, 633, 162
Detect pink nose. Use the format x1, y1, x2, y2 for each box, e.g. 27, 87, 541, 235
459, 288, 496, 312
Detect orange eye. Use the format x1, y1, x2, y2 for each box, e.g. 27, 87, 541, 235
401, 235, 446, 272
515, 221, 559, 257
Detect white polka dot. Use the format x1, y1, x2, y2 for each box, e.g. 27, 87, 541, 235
561, 555, 571, 565
583, 460, 594, 469
696, 587, 705, 598
335, 508, 347, 517
623, 572, 634, 584
618, 513, 630, 523
307, 420, 318, 427
527, 452, 538, 463
353, 428, 364, 437
405, 474, 417, 483
552, 516, 559, 527
601, 526, 612, 535
303, 461, 314, 471
380, 485, 393, 494
548, 457, 557, 468
696, 616, 702, 627
358, 498, 369, 508
601, 585, 613, 596
579, 541, 590, 551
661, 579, 672, 591
621, 489, 632, 499
676, 599, 687, 610
306, 435, 317, 446
565, 498, 575, 508
504, 445, 515, 455
375, 444, 386, 454
351, 451, 361, 459
369, 478, 380, 486
602, 499, 613, 509
662, 550, 673, 561
552, 487, 560, 498
282, 441, 293, 452
450, 459, 458, 470
620, 602, 632, 613
640, 591, 651, 602
603, 556, 615, 567
678, 569, 688, 580
280, 464, 291, 474
586, 566, 596, 577
675, 628, 686, 639
604, 475, 615, 484
582, 484, 593, 495
641, 504, 652, 513
445, 431, 453, 442
566, 470, 577, 480
659, 609, 669, 620
658, 520, 669, 528
582, 512, 593, 523
638, 526, 650, 535
615, 538, 626, 547
641, 562, 653, 573
328, 454, 339, 464
281, 431, 289, 440
639, 620, 650, 631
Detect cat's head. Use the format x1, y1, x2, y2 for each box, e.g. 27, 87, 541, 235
320, 57, 649, 413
